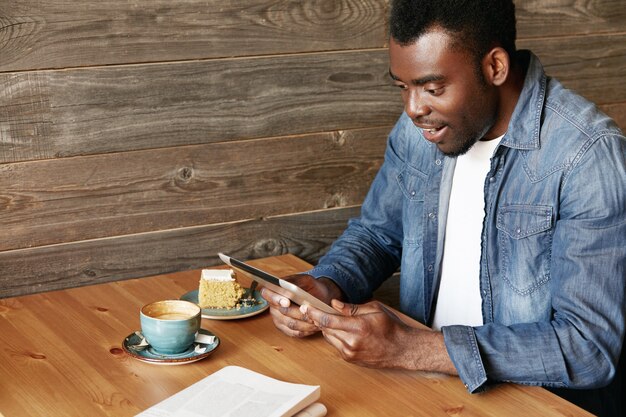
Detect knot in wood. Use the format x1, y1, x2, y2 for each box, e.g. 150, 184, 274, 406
324, 193, 346, 208
332, 131, 346, 147
178, 167, 193, 181
252, 238, 285, 257
83, 269, 97, 278
30, 353, 47, 360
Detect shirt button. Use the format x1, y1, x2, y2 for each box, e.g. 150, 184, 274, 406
428, 264, 433, 271
410, 190, 416, 196
428, 212, 436, 219
489, 176, 495, 182
435, 159, 442, 166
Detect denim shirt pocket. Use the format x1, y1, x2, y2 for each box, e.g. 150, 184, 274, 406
496, 204, 554, 295
396, 166, 427, 245
396, 166, 427, 202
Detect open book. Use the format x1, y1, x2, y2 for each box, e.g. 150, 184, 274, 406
136, 366, 326, 417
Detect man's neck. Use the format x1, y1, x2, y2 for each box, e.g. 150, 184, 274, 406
484, 52, 527, 140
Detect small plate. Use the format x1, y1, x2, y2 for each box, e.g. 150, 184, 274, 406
122, 328, 219, 365
180, 289, 269, 320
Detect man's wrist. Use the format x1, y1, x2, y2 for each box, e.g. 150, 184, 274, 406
409, 329, 457, 375
317, 276, 346, 302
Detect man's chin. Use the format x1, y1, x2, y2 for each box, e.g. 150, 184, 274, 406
438, 137, 478, 157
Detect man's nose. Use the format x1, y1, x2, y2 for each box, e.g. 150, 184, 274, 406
405, 90, 430, 119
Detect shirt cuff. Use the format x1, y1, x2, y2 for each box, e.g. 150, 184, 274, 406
442, 325, 488, 393
306, 266, 362, 302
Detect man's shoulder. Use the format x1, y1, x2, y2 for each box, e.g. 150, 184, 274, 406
509, 51, 622, 150
543, 77, 623, 141
512, 76, 624, 181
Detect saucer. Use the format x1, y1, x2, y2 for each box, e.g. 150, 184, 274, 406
180, 289, 269, 320
122, 328, 219, 365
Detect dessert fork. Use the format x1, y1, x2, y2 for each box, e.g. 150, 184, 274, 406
241, 281, 258, 306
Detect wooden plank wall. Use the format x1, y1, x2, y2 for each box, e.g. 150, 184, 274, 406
1, 0, 624, 298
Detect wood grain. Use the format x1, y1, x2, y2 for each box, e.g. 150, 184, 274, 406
0, 206, 360, 298
0, 255, 593, 416
0, 0, 388, 71
0, 50, 401, 163
515, 0, 626, 39
1, 0, 624, 72
2, 34, 624, 164
0, 0, 623, 302
601, 103, 626, 129
0, 127, 385, 251
521, 33, 626, 105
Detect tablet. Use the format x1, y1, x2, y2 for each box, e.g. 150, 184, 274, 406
218, 253, 337, 314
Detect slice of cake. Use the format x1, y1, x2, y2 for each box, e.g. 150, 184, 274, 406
198, 269, 244, 309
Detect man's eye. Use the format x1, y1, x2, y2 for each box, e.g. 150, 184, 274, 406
393, 83, 407, 90
426, 87, 443, 96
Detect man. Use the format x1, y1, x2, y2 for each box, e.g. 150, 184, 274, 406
261, 1, 625, 415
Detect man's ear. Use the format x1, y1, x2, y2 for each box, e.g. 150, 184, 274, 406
483, 47, 509, 86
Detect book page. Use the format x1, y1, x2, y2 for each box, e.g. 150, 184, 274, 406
136, 366, 321, 417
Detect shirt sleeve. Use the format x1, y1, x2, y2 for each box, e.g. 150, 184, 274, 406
307, 117, 409, 303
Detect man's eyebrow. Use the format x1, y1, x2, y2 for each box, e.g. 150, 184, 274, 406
388, 69, 444, 85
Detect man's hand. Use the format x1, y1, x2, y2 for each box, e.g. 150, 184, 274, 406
301, 300, 457, 374
260, 274, 343, 338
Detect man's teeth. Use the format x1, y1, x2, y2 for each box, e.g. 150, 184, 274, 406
420, 125, 443, 134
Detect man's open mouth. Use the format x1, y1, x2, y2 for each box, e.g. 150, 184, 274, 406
417, 124, 448, 143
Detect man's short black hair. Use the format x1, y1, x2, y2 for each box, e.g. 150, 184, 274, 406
389, 0, 517, 63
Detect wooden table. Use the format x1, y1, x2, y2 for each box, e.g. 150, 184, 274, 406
0, 254, 591, 416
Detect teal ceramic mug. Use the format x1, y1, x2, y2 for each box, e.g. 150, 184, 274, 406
140, 300, 201, 354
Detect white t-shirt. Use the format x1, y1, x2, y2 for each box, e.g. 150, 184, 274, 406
431, 136, 502, 331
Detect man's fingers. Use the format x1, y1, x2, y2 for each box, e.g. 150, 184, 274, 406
268, 303, 310, 323
269, 306, 318, 337
301, 303, 350, 330
333, 300, 388, 316
301, 300, 379, 326
261, 287, 291, 308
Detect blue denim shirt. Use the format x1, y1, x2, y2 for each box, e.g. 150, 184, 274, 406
308, 51, 626, 393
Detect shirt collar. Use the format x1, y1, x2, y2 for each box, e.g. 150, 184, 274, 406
499, 50, 547, 151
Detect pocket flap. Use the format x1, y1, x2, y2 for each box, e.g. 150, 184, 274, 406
396, 166, 427, 201
496, 205, 553, 239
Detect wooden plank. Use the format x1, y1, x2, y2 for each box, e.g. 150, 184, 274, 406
520, 33, 626, 106
600, 102, 626, 131
0, 50, 402, 163
0, 127, 387, 251
0, 206, 360, 298
1, 0, 625, 72
0, 0, 388, 72
515, 0, 626, 39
